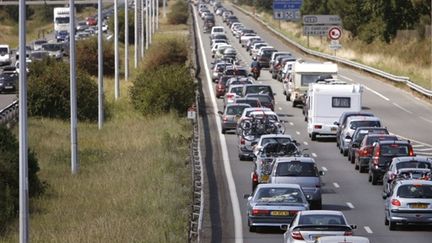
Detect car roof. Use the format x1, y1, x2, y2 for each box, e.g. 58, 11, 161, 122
392, 156, 432, 163
395, 179, 432, 186
260, 134, 292, 139
256, 183, 302, 189
225, 103, 251, 108
346, 116, 380, 122
299, 210, 344, 216
275, 157, 315, 163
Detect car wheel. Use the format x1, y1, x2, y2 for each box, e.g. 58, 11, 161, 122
292, 101, 297, 107
389, 221, 397, 231
239, 154, 245, 161
304, 116, 307, 122
343, 149, 348, 157
286, 94, 291, 101
368, 171, 372, 182
221, 129, 226, 134
371, 172, 378, 185
249, 225, 256, 232
384, 215, 389, 225
312, 200, 322, 210
354, 161, 359, 170
283, 90, 286, 95
311, 133, 317, 141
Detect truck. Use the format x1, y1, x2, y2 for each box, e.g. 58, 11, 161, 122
54, 7, 75, 42
0, 44, 11, 66
306, 80, 363, 141
285, 60, 338, 107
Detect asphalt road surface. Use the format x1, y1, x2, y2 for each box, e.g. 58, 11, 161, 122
194, 2, 432, 243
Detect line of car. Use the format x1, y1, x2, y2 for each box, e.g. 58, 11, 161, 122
197, 1, 377, 242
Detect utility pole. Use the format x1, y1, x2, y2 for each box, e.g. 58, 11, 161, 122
124, 0, 129, 80
114, 0, 119, 99
134, 0, 138, 68
149, 0, 152, 44
140, 0, 144, 58
18, 0, 29, 241
156, 0, 159, 30
152, 0, 155, 34
163, 0, 166, 18
70, 0, 78, 174
146, 0, 149, 49
98, 0, 104, 129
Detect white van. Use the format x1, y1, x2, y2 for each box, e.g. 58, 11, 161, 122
210, 26, 225, 39
0, 44, 11, 66
287, 61, 338, 107
306, 80, 363, 140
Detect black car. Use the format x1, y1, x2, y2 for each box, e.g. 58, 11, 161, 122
368, 140, 414, 185
347, 127, 389, 163
0, 70, 18, 93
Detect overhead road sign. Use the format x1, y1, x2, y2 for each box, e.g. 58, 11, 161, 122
273, 0, 303, 21
328, 26, 342, 40
303, 15, 342, 25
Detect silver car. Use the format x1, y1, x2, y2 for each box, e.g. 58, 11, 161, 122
270, 157, 324, 209
245, 184, 309, 232
383, 179, 432, 230
283, 210, 357, 243
218, 103, 251, 134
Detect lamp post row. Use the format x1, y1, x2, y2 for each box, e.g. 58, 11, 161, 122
17, 0, 163, 242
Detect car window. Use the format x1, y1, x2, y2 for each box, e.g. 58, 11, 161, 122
262, 137, 291, 146
230, 87, 243, 96
396, 161, 431, 170
275, 162, 318, 177
366, 136, 397, 145
245, 86, 273, 97
381, 144, 410, 156
350, 120, 381, 130
299, 215, 346, 225
226, 106, 247, 116
354, 129, 388, 143
397, 184, 432, 198
255, 187, 305, 203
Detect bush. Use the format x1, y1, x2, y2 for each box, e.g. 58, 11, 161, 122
130, 65, 196, 115
141, 35, 188, 71
167, 0, 189, 25
0, 125, 43, 232
108, 9, 135, 44
76, 37, 116, 76
28, 58, 100, 121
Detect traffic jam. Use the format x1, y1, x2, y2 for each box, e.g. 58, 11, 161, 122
195, 1, 432, 242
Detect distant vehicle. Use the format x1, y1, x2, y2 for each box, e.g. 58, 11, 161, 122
335, 111, 375, 148
306, 81, 363, 141
0, 68, 18, 93
383, 180, 432, 230
15, 59, 32, 74
245, 184, 309, 232
55, 30, 69, 42
76, 21, 88, 31
32, 39, 48, 51
0, 44, 11, 66
29, 50, 50, 61
54, 7, 75, 41
347, 127, 389, 163
282, 210, 357, 243
218, 103, 251, 134
86, 16, 97, 26
41, 43, 64, 60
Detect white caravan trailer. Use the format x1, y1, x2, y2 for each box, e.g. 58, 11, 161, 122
287, 61, 338, 107
306, 80, 363, 140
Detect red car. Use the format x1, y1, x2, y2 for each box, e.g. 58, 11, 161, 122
86, 17, 97, 26
215, 75, 233, 98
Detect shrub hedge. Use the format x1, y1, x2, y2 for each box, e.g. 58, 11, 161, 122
141, 35, 188, 71
167, 0, 189, 25
76, 37, 116, 76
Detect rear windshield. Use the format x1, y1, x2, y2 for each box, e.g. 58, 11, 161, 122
0, 48, 8, 54
350, 120, 381, 130
396, 161, 431, 170
354, 129, 388, 143
226, 106, 248, 116
245, 86, 273, 97
229, 87, 243, 96
213, 28, 224, 33
248, 95, 271, 104
381, 144, 410, 156
262, 137, 291, 146
255, 187, 305, 204
236, 99, 260, 107
397, 184, 432, 199
366, 136, 397, 145
275, 162, 318, 177
225, 69, 247, 76
298, 215, 346, 226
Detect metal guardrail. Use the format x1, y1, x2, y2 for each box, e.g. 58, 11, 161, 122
233, 4, 432, 98
0, 99, 19, 127
188, 3, 204, 242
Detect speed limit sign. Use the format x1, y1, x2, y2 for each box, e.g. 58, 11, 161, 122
328, 26, 342, 40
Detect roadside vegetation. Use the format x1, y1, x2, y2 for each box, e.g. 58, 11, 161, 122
235, 0, 431, 89
0, 0, 194, 241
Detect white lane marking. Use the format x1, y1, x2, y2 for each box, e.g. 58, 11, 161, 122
415, 147, 432, 151
346, 202, 355, 209
259, 81, 263, 84
194, 8, 243, 243
333, 182, 340, 188
363, 85, 390, 101
392, 102, 413, 114
339, 74, 353, 82
391, 132, 432, 147
311, 152, 317, 157
275, 101, 279, 105
420, 116, 432, 124
278, 107, 282, 111
364, 226, 373, 234
303, 141, 308, 146
296, 131, 300, 135
412, 144, 424, 148
289, 122, 294, 126
321, 166, 328, 172
417, 152, 432, 156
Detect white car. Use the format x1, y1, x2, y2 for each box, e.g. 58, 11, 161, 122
210, 26, 225, 39
15, 59, 32, 74
253, 133, 292, 156
0, 44, 11, 66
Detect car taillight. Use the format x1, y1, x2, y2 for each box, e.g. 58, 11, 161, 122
252, 209, 270, 216
314, 125, 322, 129
227, 94, 234, 99
315, 184, 321, 188
217, 84, 223, 89
391, 199, 401, 207
290, 230, 304, 240
408, 146, 414, 156
252, 172, 258, 182
223, 116, 228, 121
374, 146, 380, 157
344, 231, 353, 236
240, 137, 245, 145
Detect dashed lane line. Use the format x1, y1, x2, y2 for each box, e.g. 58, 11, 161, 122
346, 202, 355, 209
363, 85, 390, 101
296, 131, 300, 135
289, 122, 294, 126
321, 166, 328, 172
311, 153, 317, 157
392, 102, 413, 114
364, 226, 373, 234
339, 74, 353, 82
303, 141, 308, 146
420, 116, 432, 124
333, 182, 340, 188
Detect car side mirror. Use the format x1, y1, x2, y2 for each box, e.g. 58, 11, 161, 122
382, 192, 389, 199
251, 141, 258, 146
319, 171, 325, 176
350, 224, 357, 230
243, 193, 250, 199
345, 135, 352, 140
334, 121, 339, 126
280, 224, 289, 231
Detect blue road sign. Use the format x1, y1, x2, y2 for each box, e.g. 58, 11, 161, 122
273, 0, 302, 10
273, 0, 303, 20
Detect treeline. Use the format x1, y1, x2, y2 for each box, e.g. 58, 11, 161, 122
236, 0, 431, 43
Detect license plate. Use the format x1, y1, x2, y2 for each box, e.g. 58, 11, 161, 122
331, 127, 337, 131
270, 211, 289, 216
261, 175, 269, 182
410, 204, 428, 209
5, 86, 13, 89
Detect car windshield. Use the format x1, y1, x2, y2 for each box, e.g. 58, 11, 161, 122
350, 120, 381, 130
225, 69, 247, 76
381, 144, 410, 156
226, 106, 248, 116
262, 142, 298, 157
298, 214, 346, 226
55, 17, 69, 24
397, 184, 432, 198
34, 40, 47, 45
0, 48, 8, 55
276, 162, 318, 177
249, 95, 271, 104
255, 187, 305, 204
213, 28, 223, 33
396, 161, 431, 170
42, 44, 62, 51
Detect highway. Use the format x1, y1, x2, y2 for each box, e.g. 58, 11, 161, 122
194, 2, 432, 243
